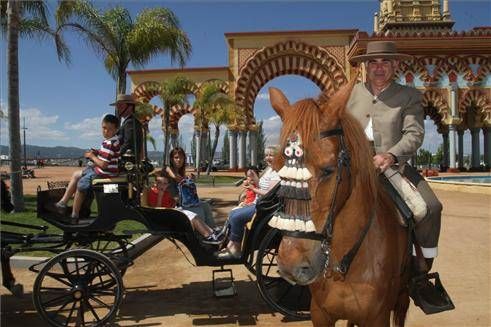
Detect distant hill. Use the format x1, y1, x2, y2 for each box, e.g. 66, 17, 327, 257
0, 145, 164, 161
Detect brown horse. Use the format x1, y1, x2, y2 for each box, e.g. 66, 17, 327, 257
268, 79, 410, 327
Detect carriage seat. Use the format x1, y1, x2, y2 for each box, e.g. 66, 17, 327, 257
91, 175, 128, 185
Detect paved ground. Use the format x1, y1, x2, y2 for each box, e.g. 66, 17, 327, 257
1, 167, 490, 326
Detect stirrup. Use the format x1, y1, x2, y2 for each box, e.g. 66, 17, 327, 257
409, 272, 455, 314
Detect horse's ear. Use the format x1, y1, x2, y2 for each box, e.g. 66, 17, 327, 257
321, 69, 359, 117
269, 87, 290, 120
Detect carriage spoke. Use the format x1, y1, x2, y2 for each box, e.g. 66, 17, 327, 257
84, 298, 101, 322
63, 300, 78, 327
88, 295, 112, 309
76, 299, 86, 327
41, 292, 73, 307
45, 272, 73, 288
53, 297, 73, 316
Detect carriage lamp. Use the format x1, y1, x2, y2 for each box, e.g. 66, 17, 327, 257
124, 161, 135, 171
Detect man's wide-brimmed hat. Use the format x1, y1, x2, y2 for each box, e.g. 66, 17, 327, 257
110, 94, 138, 106
350, 41, 412, 63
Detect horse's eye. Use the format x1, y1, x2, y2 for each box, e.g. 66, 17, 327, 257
321, 166, 335, 178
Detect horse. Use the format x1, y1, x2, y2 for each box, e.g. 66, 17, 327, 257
267, 78, 410, 327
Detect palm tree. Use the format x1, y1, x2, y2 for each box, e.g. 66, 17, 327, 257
1, 1, 70, 212
56, 1, 191, 95
194, 83, 236, 175
159, 76, 194, 164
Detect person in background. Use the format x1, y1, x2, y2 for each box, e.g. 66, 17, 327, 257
56, 114, 120, 220
148, 173, 223, 245
165, 147, 214, 227
233, 166, 260, 210
217, 146, 280, 259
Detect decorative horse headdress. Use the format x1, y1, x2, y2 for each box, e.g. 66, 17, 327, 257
268, 132, 316, 233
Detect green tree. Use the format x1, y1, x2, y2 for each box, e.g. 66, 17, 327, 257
1, 1, 70, 211
432, 143, 444, 166
194, 83, 236, 175
56, 1, 191, 95
416, 148, 432, 167
255, 121, 266, 167
159, 76, 194, 164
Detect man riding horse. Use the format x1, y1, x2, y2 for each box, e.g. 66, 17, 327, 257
347, 40, 452, 314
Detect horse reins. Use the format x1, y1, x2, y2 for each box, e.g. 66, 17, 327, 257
282, 126, 374, 277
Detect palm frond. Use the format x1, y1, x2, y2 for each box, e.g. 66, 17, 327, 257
128, 8, 191, 67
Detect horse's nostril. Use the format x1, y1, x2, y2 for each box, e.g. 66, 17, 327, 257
297, 265, 313, 278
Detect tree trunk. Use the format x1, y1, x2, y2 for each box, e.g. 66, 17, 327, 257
7, 1, 25, 212
163, 105, 170, 165
206, 125, 220, 175
117, 68, 126, 95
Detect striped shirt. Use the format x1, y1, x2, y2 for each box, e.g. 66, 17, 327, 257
258, 167, 280, 197
94, 135, 120, 177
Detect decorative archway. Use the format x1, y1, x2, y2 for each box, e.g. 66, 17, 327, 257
234, 40, 348, 129
422, 89, 451, 132
459, 89, 491, 127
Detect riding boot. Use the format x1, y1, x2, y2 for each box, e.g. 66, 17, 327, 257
409, 256, 455, 314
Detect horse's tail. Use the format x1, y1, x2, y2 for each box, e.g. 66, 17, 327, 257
393, 286, 410, 327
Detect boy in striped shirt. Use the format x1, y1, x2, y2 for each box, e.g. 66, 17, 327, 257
56, 114, 120, 220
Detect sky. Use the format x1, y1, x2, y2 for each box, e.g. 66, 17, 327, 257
0, 0, 490, 156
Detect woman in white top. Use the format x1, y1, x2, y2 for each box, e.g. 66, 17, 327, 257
217, 146, 281, 259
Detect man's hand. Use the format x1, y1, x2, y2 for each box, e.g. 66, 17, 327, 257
373, 153, 396, 172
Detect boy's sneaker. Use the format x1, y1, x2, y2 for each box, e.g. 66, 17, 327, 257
201, 230, 225, 245
54, 202, 67, 215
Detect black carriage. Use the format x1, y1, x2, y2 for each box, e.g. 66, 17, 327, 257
1, 150, 310, 326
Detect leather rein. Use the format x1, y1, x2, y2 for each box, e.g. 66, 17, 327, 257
282, 127, 374, 277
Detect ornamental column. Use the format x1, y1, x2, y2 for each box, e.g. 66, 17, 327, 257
442, 132, 449, 169
238, 130, 247, 169
194, 130, 201, 171
457, 129, 464, 169
249, 130, 257, 167
483, 127, 491, 169
228, 130, 237, 170
448, 83, 460, 170
470, 128, 481, 169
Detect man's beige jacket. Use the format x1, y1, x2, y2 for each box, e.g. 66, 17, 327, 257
346, 82, 425, 164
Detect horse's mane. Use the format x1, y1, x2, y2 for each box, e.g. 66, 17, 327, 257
275, 83, 378, 205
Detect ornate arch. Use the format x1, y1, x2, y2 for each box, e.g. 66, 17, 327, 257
198, 79, 230, 94
418, 56, 446, 85
459, 89, 491, 127
422, 89, 451, 133
235, 40, 347, 129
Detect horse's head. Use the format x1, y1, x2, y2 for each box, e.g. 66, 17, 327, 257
268, 77, 374, 285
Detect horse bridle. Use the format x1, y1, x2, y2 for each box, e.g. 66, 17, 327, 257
281, 126, 374, 277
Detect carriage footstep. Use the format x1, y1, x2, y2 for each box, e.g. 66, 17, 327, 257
212, 268, 237, 298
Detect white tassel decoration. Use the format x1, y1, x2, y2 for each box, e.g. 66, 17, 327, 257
278, 165, 288, 178
295, 168, 303, 181
286, 166, 297, 179
305, 220, 316, 233
295, 219, 306, 231
301, 167, 312, 181
268, 215, 280, 228
285, 219, 296, 231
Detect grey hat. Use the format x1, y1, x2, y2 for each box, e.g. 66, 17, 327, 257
350, 41, 412, 63
110, 94, 137, 106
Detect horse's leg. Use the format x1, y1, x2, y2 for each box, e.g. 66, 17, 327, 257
311, 298, 336, 327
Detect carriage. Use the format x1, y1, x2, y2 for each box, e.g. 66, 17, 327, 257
1, 147, 311, 326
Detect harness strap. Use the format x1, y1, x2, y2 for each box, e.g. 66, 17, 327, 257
320, 128, 344, 138
334, 209, 374, 275
281, 230, 325, 241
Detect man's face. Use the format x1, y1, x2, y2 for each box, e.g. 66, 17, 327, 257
116, 102, 133, 118
366, 58, 398, 88
102, 122, 117, 139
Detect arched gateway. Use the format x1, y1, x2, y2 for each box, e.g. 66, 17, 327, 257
128, 1, 491, 171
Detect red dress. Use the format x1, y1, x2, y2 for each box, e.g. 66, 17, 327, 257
147, 187, 176, 208
244, 183, 257, 205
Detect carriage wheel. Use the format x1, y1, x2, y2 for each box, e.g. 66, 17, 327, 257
66, 236, 130, 278
256, 229, 311, 319
33, 249, 123, 327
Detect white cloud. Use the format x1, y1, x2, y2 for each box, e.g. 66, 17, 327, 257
0, 107, 67, 143
256, 92, 270, 101
261, 115, 282, 146
64, 117, 102, 140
